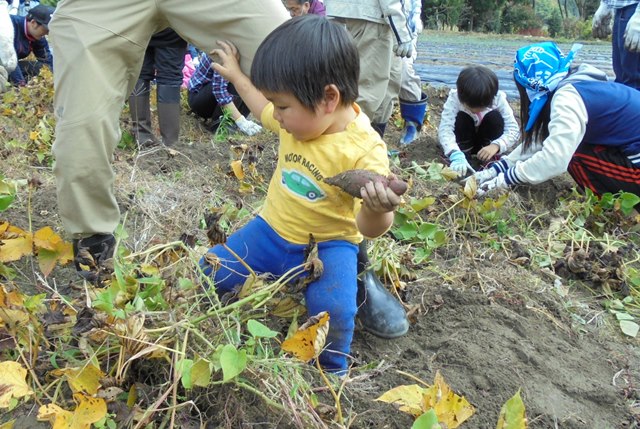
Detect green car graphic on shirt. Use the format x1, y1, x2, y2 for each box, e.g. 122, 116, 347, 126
281, 169, 325, 201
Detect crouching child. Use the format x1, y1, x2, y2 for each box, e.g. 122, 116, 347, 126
199, 15, 402, 373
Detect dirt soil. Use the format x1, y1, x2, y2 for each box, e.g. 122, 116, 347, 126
1, 35, 639, 429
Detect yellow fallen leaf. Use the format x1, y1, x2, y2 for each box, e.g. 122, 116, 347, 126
0, 222, 27, 239
281, 312, 330, 362
424, 372, 475, 428
231, 160, 245, 180
71, 393, 107, 427
377, 371, 475, 428
463, 176, 477, 200
0, 419, 15, 429
37, 403, 73, 428
51, 364, 104, 395
0, 234, 33, 262
0, 284, 25, 307
0, 308, 30, 327
33, 227, 63, 251
37, 394, 106, 429
0, 361, 33, 408
376, 384, 426, 417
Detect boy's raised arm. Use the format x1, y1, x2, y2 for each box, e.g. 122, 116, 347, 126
210, 40, 269, 120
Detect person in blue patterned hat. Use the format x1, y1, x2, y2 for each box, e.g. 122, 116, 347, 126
467, 42, 640, 204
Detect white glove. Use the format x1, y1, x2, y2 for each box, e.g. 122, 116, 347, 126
394, 40, 414, 58
463, 167, 498, 186
477, 173, 509, 196
592, 1, 613, 39
624, 5, 640, 52
448, 150, 475, 176
235, 116, 262, 136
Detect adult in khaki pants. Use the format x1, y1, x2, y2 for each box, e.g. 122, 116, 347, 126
48, 0, 289, 276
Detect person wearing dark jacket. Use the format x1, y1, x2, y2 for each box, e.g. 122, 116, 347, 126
9, 4, 53, 86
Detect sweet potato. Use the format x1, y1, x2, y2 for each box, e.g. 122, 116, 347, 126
324, 169, 408, 198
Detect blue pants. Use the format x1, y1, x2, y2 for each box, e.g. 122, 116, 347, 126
200, 216, 358, 372
613, 4, 640, 90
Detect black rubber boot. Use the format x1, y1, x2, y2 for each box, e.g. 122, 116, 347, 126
157, 85, 181, 146
371, 122, 387, 138
356, 241, 409, 338
129, 79, 157, 147
72, 234, 116, 281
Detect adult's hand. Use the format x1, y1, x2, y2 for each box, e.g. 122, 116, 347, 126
592, 1, 613, 39
624, 5, 640, 52
394, 40, 413, 58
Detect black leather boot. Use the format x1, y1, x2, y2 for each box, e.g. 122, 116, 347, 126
72, 234, 116, 281
371, 122, 387, 138
356, 241, 409, 338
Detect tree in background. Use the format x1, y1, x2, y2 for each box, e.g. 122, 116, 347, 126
421, 0, 601, 36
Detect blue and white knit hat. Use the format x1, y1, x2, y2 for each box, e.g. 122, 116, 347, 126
514, 42, 582, 131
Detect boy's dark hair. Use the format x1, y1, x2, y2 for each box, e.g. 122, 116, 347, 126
515, 80, 552, 150
456, 65, 499, 109
250, 15, 359, 111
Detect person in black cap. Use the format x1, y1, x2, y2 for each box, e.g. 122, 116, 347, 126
8, 3, 53, 86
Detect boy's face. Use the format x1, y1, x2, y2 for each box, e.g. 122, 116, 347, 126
27, 20, 49, 40
264, 91, 327, 141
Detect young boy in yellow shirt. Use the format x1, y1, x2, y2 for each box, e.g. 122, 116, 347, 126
200, 15, 403, 372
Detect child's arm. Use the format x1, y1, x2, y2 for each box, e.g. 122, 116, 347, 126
356, 180, 401, 239
210, 40, 268, 121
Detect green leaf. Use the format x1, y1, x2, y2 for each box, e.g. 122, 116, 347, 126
413, 247, 433, 264
191, 358, 212, 387
247, 319, 278, 338
412, 410, 441, 429
619, 320, 639, 337
178, 278, 196, 290
410, 197, 436, 212
417, 223, 439, 239
220, 344, 247, 381
619, 192, 640, 216
177, 358, 194, 389
0, 194, 15, 212
93, 287, 116, 314
615, 312, 634, 321
396, 223, 418, 240
496, 390, 527, 429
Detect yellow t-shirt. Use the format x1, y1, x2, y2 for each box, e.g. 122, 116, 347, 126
259, 102, 390, 245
